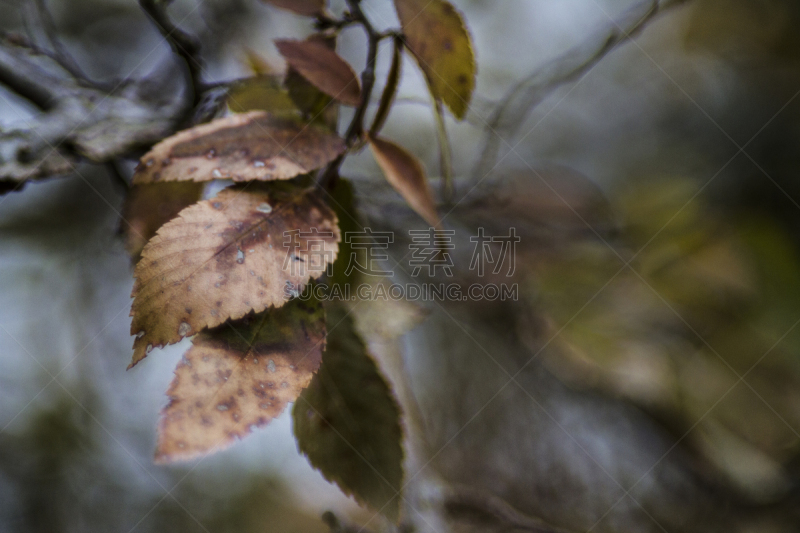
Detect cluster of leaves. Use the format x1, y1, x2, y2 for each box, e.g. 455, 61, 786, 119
122, 0, 476, 520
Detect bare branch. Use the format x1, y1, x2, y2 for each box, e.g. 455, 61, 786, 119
31, 0, 93, 85
0, 36, 184, 189
0, 34, 61, 110
317, 0, 385, 189
139, 0, 204, 107
472, 0, 690, 183
443, 485, 571, 533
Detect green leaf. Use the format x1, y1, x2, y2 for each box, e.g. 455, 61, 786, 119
292, 304, 404, 520
394, 0, 476, 120
324, 178, 360, 288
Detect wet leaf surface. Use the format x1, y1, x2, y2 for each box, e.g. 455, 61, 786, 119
132, 111, 345, 185
129, 183, 339, 367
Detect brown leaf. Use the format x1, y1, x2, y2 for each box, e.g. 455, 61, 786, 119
132, 111, 345, 185
394, 0, 476, 119
156, 296, 326, 463
275, 39, 362, 107
368, 134, 440, 228
285, 34, 340, 130
293, 304, 404, 520
129, 183, 340, 368
260, 0, 324, 17
120, 182, 205, 262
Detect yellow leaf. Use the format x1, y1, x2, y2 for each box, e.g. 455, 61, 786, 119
394, 0, 475, 119
225, 75, 297, 114
132, 111, 345, 185
368, 134, 440, 228
242, 48, 274, 76
128, 183, 340, 367
156, 296, 325, 462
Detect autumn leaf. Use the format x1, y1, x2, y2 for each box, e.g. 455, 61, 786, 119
285, 34, 339, 130
120, 182, 205, 262
293, 304, 404, 520
394, 0, 476, 119
276, 39, 362, 107
260, 0, 325, 17
128, 183, 340, 368
368, 134, 440, 228
132, 111, 345, 185
156, 295, 326, 463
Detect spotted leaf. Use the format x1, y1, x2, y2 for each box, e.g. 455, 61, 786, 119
394, 0, 476, 119
128, 183, 339, 368
156, 296, 325, 462
132, 111, 345, 185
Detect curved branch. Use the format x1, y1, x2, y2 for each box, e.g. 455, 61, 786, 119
472, 0, 690, 183
139, 0, 204, 107
0, 36, 183, 188
318, 0, 385, 189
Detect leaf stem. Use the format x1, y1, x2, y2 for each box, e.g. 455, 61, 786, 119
318, 0, 382, 190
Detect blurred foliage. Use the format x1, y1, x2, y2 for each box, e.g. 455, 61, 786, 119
0, 397, 328, 532
531, 176, 800, 497
4, 0, 800, 530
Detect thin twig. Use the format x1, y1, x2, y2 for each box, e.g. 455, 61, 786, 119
318, 0, 383, 190
0, 34, 58, 110
314, 5, 401, 189
138, 0, 204, 108
473, 0, 688, 183
342, 0, 380, 144
31, 0, 93, 85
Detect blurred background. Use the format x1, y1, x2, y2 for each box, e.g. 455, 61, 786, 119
2, 0, 800, 531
